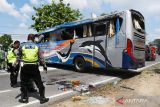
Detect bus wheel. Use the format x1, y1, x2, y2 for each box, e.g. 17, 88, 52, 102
74, 57, 86, 72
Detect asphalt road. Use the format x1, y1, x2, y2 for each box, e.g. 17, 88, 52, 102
0, 55, 160, 107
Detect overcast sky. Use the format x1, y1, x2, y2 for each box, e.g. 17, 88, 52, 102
0, 0, 160, 42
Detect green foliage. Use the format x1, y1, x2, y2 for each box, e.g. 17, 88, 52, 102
31, 0, 82, 32
0, 34, 13, 50
154, 39, 160, 45
100, 13, 108, 16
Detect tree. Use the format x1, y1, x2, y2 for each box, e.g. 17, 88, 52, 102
31, 0, 82, 32
0, 34, 13, 50
153, 39, 160, 45
100, 13, 108, 16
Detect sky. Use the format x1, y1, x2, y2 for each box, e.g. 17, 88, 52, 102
0, 0, 160, 42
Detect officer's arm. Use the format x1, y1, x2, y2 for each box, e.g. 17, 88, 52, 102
12, 49, 20, 67
38, 48, 47, 72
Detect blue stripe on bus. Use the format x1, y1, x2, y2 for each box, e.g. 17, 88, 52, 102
45, 53, 108, 68
115, 17, 120, 45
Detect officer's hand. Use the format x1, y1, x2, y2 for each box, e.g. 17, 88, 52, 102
12, 62, 16, 68
43, 66, 47, 73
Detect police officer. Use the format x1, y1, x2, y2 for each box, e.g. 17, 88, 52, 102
7, 43, 19, 87
19, 34, 49, 104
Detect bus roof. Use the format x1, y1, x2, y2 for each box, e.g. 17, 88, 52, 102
39, 19, 93, 34
39, 11, 124, 34
39, 9, 141, 34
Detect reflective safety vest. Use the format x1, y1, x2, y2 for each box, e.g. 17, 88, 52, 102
7, 48, 16, 63
21, 43, 39, 63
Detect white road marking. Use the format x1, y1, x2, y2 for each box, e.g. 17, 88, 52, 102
0, 72, 9, 76
13, 90, 73, 107
0, 90, 12, 94
39, 67, 57, 71
0, 70, 7, 73
0, 68, 57, 76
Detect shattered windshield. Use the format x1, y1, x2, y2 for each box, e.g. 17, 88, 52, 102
132, 12, 145, 33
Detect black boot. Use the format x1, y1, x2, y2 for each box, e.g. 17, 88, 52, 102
40, 97, 49, 104
19, 98, 28, 103
19, 87, 28, 103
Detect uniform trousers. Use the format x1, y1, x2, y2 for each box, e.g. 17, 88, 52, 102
20, 64, 45, 99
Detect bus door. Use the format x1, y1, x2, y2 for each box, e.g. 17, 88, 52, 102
50, 28, 75, 64
107, 16, 126, 68
47, 29, 72, 64
93, 21, 109, 68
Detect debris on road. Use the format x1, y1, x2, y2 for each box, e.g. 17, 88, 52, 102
71, 80, 80, 86
58, 85, 66, 91
57, 81, 73, 91
56, 80, 91, 94
120, 86, 135, 90
73, 85, 89, 93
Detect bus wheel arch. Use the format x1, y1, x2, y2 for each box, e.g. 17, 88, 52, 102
73, 55, 86, 72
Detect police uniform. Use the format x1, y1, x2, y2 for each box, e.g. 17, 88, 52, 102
19, 41, 49, 104
7, 48, 19, 87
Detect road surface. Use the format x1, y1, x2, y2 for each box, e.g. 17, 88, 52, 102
0, 55, 159, 107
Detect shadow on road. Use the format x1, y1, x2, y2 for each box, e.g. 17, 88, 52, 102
47, 64, 140, 80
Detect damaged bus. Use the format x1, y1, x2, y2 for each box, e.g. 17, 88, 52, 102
37, 9, 146, 72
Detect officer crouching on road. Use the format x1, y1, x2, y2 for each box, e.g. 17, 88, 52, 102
19, 34, 49, 104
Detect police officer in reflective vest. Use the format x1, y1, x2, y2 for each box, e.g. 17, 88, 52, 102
7, 43, 19, 87
19, 34, 49, 104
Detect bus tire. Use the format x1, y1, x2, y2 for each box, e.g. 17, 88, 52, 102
74, 57, 86, 72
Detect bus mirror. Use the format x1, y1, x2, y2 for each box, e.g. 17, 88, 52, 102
74, 36, 78, 39
34, 37, 39, 43
37, 35, 44, 43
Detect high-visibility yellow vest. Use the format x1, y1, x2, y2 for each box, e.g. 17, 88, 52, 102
7, 48, 16, 63
21, 43, 39, 63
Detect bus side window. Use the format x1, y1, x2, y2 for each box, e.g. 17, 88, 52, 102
41, 33, 49, 42
75, 26, 83, 38
36, 34, 44, 43
55, 30, 63, 41
83, 25, 92, 37
88, 25, 92, 37
108, 17, 123, 38
50, 32, 57, 41
61, 28, 74, 40
94, 22, 107, 36
83, 25, 87, 37
108, 20, 115, 38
